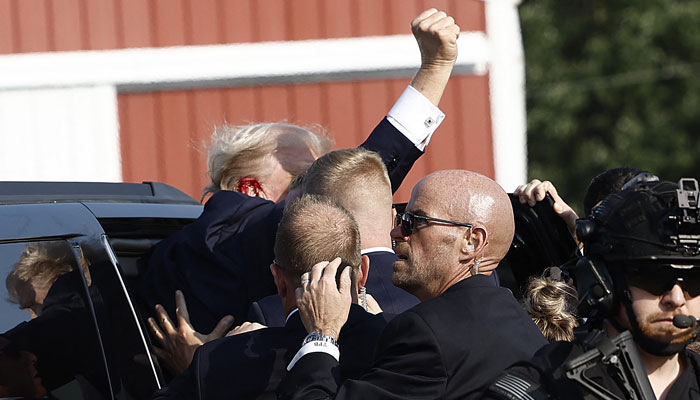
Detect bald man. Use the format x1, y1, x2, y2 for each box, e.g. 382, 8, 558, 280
279, 170, 547, 400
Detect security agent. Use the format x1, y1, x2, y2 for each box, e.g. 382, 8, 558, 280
486, 177, 700, 400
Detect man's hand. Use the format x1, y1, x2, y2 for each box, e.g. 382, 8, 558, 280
226, 322, 267, 336
364, 293, 383, 315
514, 179, 579, 233
147, 290, 234, 376
295, 258, 352, 341
412, 8, 459, 69
410, 8, 460, 106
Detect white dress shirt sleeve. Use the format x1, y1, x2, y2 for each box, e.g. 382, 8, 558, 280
286, 339, 340, 371
386, 85, 446, 151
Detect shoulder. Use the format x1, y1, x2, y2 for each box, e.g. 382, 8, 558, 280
485, 341, 585, 400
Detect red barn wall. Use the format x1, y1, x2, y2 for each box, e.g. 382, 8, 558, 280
2, 0, 492, 202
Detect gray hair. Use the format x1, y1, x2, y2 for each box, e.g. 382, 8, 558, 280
203, 122, 332, 199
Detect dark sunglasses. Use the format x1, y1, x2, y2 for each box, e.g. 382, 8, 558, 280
395, 212, 472, 237
625, 266, 700, 297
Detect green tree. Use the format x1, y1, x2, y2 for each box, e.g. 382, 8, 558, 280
520, 0, 700, 214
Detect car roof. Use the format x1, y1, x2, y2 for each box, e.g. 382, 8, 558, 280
0, 181, 201, 205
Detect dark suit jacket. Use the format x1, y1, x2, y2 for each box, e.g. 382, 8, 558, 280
278, 275, 548, 400
139, 118, 423, 332
153, 304, 387, 400
248, 251, 420, 327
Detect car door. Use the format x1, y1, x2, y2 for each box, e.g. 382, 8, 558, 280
0, 203, 161, 399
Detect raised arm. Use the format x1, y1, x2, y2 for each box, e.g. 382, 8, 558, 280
362, 8, 460, 192
410, 8, 460, 106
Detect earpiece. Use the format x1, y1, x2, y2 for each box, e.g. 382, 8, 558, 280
466, 244, 475, 251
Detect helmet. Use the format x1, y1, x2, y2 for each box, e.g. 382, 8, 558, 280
568, 176, 700, 316
568, 177, 700, 355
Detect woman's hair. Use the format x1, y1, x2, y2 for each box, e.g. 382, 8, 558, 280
522, 270, 579, 342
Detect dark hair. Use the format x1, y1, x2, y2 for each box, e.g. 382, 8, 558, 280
583, 167, 643, 216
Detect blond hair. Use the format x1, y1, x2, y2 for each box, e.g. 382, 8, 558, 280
203, 122, 333, 198
303, 148, 390, 196
6, 242, 76, 308
522, 275, 579, 342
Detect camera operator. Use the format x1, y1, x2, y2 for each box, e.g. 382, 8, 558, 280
486, 177, 700, 400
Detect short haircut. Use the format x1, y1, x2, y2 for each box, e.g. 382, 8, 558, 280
273, 195, 361, 286
302, 147, 390, 199
6, 241, 76, 308
204, 122, 332, 198
522, 275, 579, 342
583, 167, 643, 216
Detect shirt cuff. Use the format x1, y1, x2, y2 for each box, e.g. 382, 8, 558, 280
286, 340, 340, 371
386, 85, 446, 152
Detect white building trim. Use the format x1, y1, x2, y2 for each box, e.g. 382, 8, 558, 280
0, 33, 488, 92
485, 0, 528, 191
0, 86, 121, 182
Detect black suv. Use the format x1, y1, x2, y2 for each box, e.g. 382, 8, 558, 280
0, 182, 202, 400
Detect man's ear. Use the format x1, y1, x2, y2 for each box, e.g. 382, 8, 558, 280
460, 227, 487, 256
358, 255, 370, 288
270, 264, 287, 298
237, 178, 265, 198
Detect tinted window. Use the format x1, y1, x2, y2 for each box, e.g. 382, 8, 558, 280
0, 239, 110, 399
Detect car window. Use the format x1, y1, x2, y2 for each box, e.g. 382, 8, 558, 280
0, 237, 162, 400
0, 239, 110, 399
92, 235, 162, 399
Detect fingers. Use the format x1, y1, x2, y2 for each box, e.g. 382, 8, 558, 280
309, 260, 329, 286
338, 266, 352, 297
514, 179, 579, 233
364, 293, 383, 315
174, 290, 190, 325
208, 315, 235, 340
148, 317, 165, 343
154, 304, 177, 335
227, 322, 267, 336
515, 179, 553, 207
411, 8, 439, 28
320, 258, 342, 282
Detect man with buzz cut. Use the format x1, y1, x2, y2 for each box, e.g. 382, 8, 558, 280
248, 147, 420, 326
486, 176, 700, 399
153, 195, 387, 399
279, 170, 547, 400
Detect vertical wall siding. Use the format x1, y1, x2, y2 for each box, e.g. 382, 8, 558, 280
3, 0, 490, 202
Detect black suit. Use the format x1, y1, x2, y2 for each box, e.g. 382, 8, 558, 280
153, 304, 387, 400
140, 118, 423, 332
248, 250, 420, 327
279, 275, 548, 400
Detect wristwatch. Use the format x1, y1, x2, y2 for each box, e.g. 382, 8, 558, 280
302, 331, 338, 348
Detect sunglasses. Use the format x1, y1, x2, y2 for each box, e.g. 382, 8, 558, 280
624, 265, 700, 297
395, 212, 472, 237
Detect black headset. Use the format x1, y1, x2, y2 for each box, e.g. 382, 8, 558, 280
564, 172, 662, 320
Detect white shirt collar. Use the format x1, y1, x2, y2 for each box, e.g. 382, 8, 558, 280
361, 247, 394, 254
286, 308, 299, 323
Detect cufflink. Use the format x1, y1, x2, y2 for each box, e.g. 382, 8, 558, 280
424, 117, 435, 127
